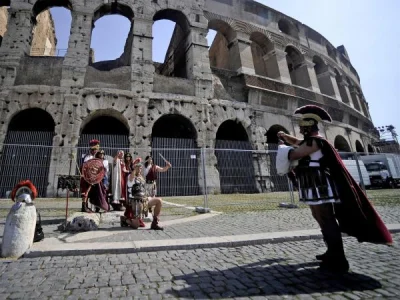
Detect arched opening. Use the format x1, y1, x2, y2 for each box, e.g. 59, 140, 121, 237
334, 135, 351, 153
151, 114, 199, 196
208, 19, 239, 72
90, 3, 133, 70
266, 125, 289, 147
355, 140, 365, 154
278, 19, 299, 39
368, 144, 374, 154
78, 115, 130, 162
285, 46, 309, 88
348, 78, 361, 111
312, 55, 331, 95
215, 120, 257, 194
335, 69, 350, 104
0, 108, 55, 197
250, 32, 275, 78
153, 9, 191, 78
265, 125, 291, 192
30, 0, 72, 57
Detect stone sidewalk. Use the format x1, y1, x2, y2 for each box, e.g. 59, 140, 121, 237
12, 204, 400, 257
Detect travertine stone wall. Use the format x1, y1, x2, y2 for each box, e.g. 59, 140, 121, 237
0, 0, 379, 196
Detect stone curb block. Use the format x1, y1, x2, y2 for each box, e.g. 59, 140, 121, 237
24, 227, 400, 258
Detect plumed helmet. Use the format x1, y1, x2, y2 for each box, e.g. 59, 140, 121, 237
89, 139, 100, 150
10, 180, 38, 203
132, 157, 142, 168
294, 105, 332, 126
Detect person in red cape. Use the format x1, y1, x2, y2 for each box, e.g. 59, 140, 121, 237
278, 105, 392, 273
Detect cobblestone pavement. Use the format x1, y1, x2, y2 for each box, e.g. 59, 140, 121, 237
0, 233, 399, 299
79, 206, 400, 243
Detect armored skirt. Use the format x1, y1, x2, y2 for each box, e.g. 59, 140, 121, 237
295, 150, 340, 205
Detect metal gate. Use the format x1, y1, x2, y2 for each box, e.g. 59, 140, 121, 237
0, 131, 54, 198
215, 140, 258, 194
152, 137, 200, 197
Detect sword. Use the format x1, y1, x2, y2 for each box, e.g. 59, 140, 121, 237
159, 153, 169, 164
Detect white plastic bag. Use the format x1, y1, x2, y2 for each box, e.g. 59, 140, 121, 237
275, 145, 298, 175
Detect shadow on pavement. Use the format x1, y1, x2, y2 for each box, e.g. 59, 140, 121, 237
166, 258, 382, 298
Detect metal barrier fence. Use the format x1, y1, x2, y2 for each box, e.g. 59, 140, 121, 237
30, 48, 67, 57
0, 143, 399, 211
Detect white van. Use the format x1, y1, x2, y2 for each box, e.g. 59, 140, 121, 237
342, 159, 371, 188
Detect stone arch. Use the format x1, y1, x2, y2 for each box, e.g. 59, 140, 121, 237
266, 124, 290, 146
93, 2, 134, 23
368, 144, 374, 154
153, 9, 191, 78
151, 114, 200, 196
285, 45, 309, 87
30, 0, 73, 56
208, 19, 240, 72
32, 0, 73, 20
335, 68, 350, 104
90, 3, 134, 69
312, 55, 337, 96
334, 135, 351, 152
278, 19, 299, 39
0, 108, 55, 197
215, 120, 257, 194
78, 112, 130, 164
355, 140, 365, 154
249, 32, 275, 78
152, 113, 197, 141
80, 109, 130, 135
216, 119, 249, 142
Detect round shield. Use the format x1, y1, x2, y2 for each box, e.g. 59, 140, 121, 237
82, 158, 105, 185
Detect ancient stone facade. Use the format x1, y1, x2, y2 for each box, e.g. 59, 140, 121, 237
0, 0, 379, 196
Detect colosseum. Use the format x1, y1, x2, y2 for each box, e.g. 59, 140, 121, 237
0, 0, 379, 198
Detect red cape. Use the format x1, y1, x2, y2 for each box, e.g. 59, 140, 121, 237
316, 137, 392, 245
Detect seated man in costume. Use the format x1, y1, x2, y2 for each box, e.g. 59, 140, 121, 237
278, 105, 392, 273
121, 158, 164, 230
80, 139, 100, 213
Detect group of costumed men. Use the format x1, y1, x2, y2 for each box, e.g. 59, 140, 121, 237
278, 104, 392, 273
80, 140, 171, 230
77, 104, 393, 272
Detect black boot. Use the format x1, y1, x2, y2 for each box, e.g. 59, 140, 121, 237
151, 217, 164, 231
318, 231, 349, 273
316, 252, 329, 261
319, 257, 349, 274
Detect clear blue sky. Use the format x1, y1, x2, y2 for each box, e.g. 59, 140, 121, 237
50, 0, 399, 138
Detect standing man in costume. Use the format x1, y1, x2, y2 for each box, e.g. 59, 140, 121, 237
143, 155, 171, 197
278, 105, 392, 273
80, 139, 100, 213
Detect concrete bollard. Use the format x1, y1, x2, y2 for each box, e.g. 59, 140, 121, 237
1, 180, 38, 259
1, 202, 36, 258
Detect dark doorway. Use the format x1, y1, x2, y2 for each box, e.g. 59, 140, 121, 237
265, 125, 290, 192
0, 108, 55, 197
151, 114, 200, 196
77, 116, 130, 165
215, 120, 257, 194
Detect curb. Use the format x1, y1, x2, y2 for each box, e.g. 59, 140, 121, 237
24, 225, 400, 258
